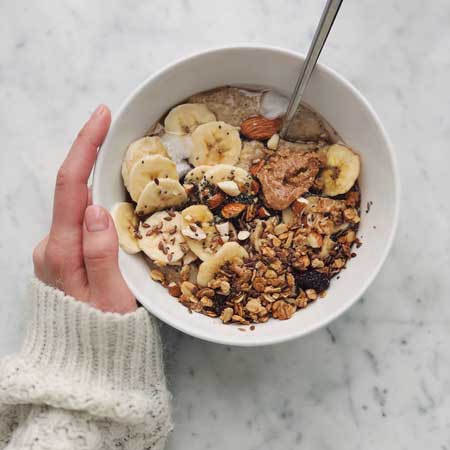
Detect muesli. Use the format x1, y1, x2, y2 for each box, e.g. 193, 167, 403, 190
112, 87, 361, 325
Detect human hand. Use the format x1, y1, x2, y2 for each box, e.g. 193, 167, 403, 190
33, 105, 137, 313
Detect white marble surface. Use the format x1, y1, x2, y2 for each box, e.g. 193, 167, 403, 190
1, 0, 449, 448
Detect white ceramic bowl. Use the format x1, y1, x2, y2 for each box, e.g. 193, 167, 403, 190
93, 45, 400, 346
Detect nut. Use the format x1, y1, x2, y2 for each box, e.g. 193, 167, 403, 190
253, 277, 266, 292
221, 202, 246, 219
237, 230, 250, 241
272, 300, 296, 320
307, 231, 323, 248
167, 282, 181, 297
305, 289, 318, 300
249, 159, 265, 176
219, 280, 231, 295
200, 296, 214, 307
257, 206, 271, 218
291, 199, 308, 215
250, 179, 260, 195
150, 269, 165, 283
220, 307, 234, 323
267, 133, 280, 150
181, 281, 197, 297
343, 208, 360, 224
197, 287, 215, 298
240, 115, 282, 140
274, 223, 289, 236
265, 269, 277, 279
218, 180, 240, 197
207, 192, 226, 209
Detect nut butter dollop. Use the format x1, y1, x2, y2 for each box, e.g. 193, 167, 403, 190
257, 146, 321, 210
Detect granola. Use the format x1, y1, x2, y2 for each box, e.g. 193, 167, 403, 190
112, 86, 362, 326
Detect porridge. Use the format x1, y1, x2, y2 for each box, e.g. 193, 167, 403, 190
112, 87, 361, 325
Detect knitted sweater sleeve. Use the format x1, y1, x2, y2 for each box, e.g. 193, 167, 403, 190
0, 279, 172, 450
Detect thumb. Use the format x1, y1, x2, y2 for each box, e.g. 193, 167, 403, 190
83, 205, 137, 313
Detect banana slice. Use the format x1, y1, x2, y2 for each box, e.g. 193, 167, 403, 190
181, 205, 220, 261
164, 103, 216, 135
184, 165, 211, 184
121, 137, 169, 187
190, 121, 242, 167
320, 144, 360, 196
128, 155, 178, 202
138, 211, 187, 265
135, 178, 187, 216
203, 164, 252, 193
111, 202, 141, 254
197, 242, 248, 287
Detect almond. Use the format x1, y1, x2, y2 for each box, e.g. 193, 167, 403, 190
250, 179, 260, 195
249, 159, 265, 177
207, 191, 226, 209
257, 206, 270, 218
291, 199, 307, 215
240, 115, 282, 141
221, 202, 246, 219
167, 282, 181, 297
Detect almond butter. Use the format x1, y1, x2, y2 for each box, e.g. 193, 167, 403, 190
221, 202, 246, 219
240, 115, 282, 141
207, 191, 226, 209
249, 159, 265, 177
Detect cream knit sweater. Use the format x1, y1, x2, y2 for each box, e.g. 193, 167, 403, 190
0, 279, 172, 450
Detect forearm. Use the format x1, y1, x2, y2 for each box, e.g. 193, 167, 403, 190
0, 280, 172, 450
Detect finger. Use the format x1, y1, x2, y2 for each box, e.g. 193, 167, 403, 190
82, 205, 137, 313
32, 235, 49, 281
50, 105, 111, 247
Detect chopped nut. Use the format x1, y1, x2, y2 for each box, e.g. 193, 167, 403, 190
333, 258, 345, 269
267, 133, 280, 150
167, 282, 181, 297
274, 223, 289, 236
218, 180, 241, 196
200, 296, 214, 307
253, 277, 266, 292
207, 192, 226, 209
257, 206, 271, 218
343, 208, 360, 224
180, 264, 191, 281
305, 289, 318, 300
237, 230, 250, 240
272, 300, 296, 320
311, 258, 325, 268
150, 269, 165, 283
249, 159, 265, 176
197, 287, 215, 298
219, 280, 230, 295
222, 202, 246, 218
220, 307, 234, 323
181, 281, 197, 297
307, 231, 323, 248
264, 269, 277, 279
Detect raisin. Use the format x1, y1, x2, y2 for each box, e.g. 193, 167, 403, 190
295, 269, 330, 292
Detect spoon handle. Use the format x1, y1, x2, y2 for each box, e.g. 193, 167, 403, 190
279, 0, 343, 139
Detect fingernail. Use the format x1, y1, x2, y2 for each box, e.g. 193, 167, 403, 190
85, 205, 109, 232
92, 104, 107, 119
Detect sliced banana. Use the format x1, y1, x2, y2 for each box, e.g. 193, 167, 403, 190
203, 164, 252, 193
121, 137, 169, 187
128, 155, 178, 202
181, 205, 221, 261
164, 103, 216, 135
184, 165, 211, 184
320, 144, 360, 196
138, 211, 186, 265
190, 121, 242, 167
111, 202, 141, 254
197, 242, 248, 287
135, 178, 187, 216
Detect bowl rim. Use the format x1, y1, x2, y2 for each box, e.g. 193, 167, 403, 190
93, 44, 401, 346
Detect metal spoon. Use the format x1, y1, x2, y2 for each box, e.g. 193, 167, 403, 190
279, 0, 343, 139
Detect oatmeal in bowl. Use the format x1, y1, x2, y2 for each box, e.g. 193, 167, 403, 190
93, 46, 399, 345
111, 86, 362, 325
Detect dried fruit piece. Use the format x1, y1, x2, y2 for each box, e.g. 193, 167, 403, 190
294, 269, 330, 292
240, 115, 282, 140
222, 202, 246, 219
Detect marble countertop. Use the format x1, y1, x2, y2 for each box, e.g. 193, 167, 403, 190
1, 0, 449, 448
